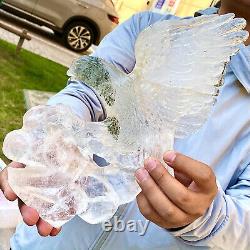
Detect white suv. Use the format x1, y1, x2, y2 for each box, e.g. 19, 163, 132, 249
1, 0, 119, 52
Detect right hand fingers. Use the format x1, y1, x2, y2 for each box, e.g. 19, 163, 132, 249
0, 161, 25, 201
18, 199, 40, 226
0, 162, 39, 227
0, 162, 61, 236
19, 200, 61, 237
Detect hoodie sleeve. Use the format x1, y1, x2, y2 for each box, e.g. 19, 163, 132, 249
169, 163, 250, 249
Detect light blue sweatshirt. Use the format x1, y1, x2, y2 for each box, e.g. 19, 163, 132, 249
10, 8, 250, 250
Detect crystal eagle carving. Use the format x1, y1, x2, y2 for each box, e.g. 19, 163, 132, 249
3, 14, 249, 227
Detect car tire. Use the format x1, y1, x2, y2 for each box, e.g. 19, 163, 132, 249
63, 21, 94, 52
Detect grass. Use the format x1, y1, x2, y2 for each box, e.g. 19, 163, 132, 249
0, 39, 68, 161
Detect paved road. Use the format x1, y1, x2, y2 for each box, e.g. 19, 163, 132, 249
0, 9, 95, 67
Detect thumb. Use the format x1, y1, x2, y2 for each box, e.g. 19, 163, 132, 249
0, 162, 25, 201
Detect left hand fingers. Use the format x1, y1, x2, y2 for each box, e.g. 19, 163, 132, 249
136, 192, 164, 227
135, 168, 189, 224
174, 170, 192, 187
143, 158, 209, 216
164, 151, 217, 194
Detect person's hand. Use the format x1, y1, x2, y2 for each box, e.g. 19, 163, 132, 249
0, 162, 61, 237
135, 151, 218, 229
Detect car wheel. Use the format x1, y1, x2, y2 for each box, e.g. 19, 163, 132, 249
64, 21, 94, 52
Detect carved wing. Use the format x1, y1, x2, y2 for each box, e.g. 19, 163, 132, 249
132, 14, 248, 139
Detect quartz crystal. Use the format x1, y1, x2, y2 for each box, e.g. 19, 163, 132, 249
3, 14, 248, 227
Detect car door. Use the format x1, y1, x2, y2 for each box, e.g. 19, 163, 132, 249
32, 0, 78, 27
5, 0, 38, 14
